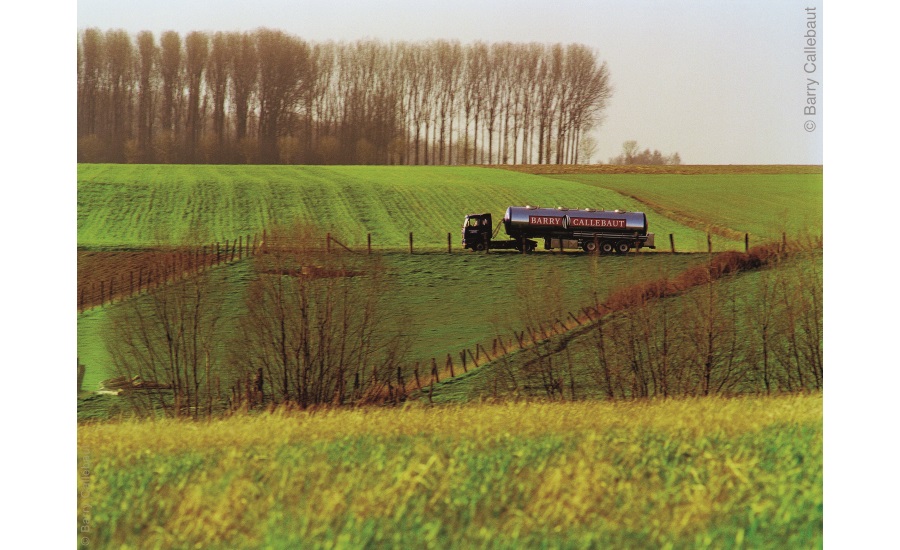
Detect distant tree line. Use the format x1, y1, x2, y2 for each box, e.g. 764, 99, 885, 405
609, 140, 681, 165
78, 28, 612, 165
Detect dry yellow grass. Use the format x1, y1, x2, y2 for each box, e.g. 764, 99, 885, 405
78, 395, 822, 549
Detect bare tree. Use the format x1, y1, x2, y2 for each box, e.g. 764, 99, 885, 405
229, 31, 258, 161
106, 270, 223, 418
682, 268, 742, 396
135, 31, 156, 163
155, 31, 183, 162
256, 29, 310, 164
797, 261, 823, 389
103, 30, 134, 163
206, 32, 229, 162
746, 270, 778, 394
184, 31, 209, 162
435, 40, 462, 164
463, 42, 488, 164
77, 29, 104, 161
231, 225, 407, 407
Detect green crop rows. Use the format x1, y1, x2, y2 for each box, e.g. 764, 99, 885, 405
78, 165, 731, 251
548, 173, 823, 242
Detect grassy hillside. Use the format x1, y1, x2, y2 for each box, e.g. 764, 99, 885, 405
425, 249, 823, 403
77, 251, 711, 394
77, 395, 822, 549
77, 164, 733, 252
77, 164, 818, 393
544, 173, 822, 242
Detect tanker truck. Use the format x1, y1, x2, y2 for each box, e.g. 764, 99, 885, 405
462, 205, 656, 254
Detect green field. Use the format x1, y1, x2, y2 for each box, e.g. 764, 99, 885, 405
77, 165, 736, 252
546, 173, 823, 242
77, 164, 822, 394
78, 395, 822, 549
425, 249, 823, 403
77, 251, 711, 394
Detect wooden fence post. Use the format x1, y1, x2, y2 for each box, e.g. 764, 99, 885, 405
448, 232, 452, 253
497, 337, 509, 356
238, 235, 243, 260
745, 233, 749, 253
707, 232, 712, 254
478, 343, 491, 362
468, 348, 479, 368
460, 350, 468, 373
409, 232, 414, 254
414, 363, 421, 391
327, 233, 331, 253
431, 357, 439, 383
447, 354, 454, 378
368, 233, 372, 255
669, 233, 676, 253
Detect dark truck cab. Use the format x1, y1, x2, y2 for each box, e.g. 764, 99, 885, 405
462, 213, 537, 252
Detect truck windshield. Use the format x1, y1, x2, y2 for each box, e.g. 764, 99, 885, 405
467, 217, 482, 228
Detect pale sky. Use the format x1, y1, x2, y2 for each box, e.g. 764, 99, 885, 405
77, 0, 824, 165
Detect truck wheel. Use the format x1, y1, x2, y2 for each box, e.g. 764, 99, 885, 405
599, 241, 614, 255
582, 241, 598, 254
474, 243, 485, 251
615, 241, 630, 254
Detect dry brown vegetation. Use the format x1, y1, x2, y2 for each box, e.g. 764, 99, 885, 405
78, 238, 257, 311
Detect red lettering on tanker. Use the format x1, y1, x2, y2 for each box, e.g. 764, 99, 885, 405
569, 217, 627, 229
528, 216, 564, 226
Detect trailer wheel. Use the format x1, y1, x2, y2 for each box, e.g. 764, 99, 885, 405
615, 241, 630, 254
599, 241, 615, 255
582, 240, 599, 254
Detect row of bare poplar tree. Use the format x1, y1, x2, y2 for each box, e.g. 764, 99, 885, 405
77, 28, 612, 166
